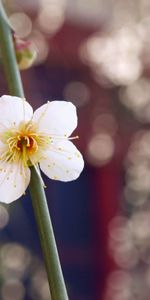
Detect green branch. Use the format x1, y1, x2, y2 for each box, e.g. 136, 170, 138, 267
0, 1, 24, 97
30, 167, 69, 299
0, 1, 69, 299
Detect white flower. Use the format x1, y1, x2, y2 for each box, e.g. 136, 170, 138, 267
0, 95, 84, 203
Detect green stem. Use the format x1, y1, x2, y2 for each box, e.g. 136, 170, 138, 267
0, 2, 69, 299
29, 167, 69, 299
0, 1, 24, 97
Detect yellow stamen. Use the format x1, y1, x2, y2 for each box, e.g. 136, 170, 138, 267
1, 122, 50, 167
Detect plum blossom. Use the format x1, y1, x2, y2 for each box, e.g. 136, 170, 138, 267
0, 95, 84, 203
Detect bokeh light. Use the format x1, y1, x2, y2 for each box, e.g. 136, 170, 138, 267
29, 266, 51, 300
1, 279, 25, 300
30, 30, 49, 64
92, 113, 118, 136
0, 243, 50, 300
0, 205, 9, 229
119, 78, 150, 122
63, 81, 90, 107
80, 27, 143, 85
0, 243, 31, 279
36, 3, 65, 36
9, 13, 32, 38
86, 133, 115, 166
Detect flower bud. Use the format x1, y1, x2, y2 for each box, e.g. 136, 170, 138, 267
14, 35, 37, 70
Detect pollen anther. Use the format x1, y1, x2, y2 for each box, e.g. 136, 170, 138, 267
3, 123, 50, 167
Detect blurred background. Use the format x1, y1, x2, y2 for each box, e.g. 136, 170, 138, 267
0, 0, 150, 299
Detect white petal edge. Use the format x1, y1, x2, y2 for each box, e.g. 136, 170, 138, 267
0, 162, 30, 204
39, 140, 84, 182
0, 95, 33, 130
33, 101, 77, 137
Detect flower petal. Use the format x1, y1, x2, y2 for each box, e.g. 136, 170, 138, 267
40, 140, 84, 182
0, 95, 33, 130
0, 162, 30, 203
33, 101, 77, 137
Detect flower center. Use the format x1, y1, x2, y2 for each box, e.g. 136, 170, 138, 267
1, 122, 50, 167
16, 135, 38, 152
